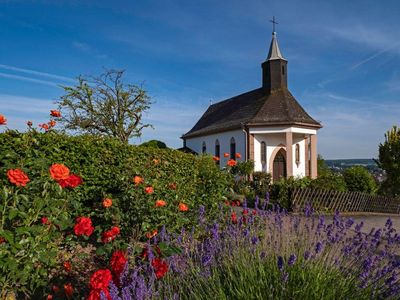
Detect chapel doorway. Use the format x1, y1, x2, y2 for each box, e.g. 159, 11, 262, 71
272, 148, 287, 182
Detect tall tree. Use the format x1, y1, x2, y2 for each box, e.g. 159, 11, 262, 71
377, 126, 400, 196
343, 166, 377, 194
57, 69, 152, 143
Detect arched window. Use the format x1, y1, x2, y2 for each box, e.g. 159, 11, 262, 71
261, 141, 266, 165
215, 139, 220, 165
295, 143, 300, 166
202, 142, 206, 154
230, 137, 236, 160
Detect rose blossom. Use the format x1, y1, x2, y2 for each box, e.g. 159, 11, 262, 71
7, 169, 30, 187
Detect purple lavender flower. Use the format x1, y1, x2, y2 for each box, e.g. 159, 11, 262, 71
315, 241, 323, 254
304, 202, 313, 217
277, 256, 284, 271
304, 251, 311, 260
254, 195, 260, 209
385, 218, 393, 229
288, 254, 297, 266
345, 218, 354, 228
260, 251, 266, 259
251, 236, 259, 245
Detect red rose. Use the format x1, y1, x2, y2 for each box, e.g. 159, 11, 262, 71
39, 123, 49, 131
102, 198, 113, 208
146, 229, 158, 239
48, 120, 56, 128
50, 110, 61, 117
74, 217, 94, 237
27, 121, 33, 127
101, 226, 120, 243
235, 152, 242, 159
144, 186, 154, 194
58, 174, 82, 188
155, 200, 167, 207
0, 236, 5, 244
227, 159, 237, 167
231, 212, 238, 224
41, 216, 50, 225
110, 250, 127, 282
89, 269, 112, 291
212, 156, 220, 162
223, 153, 229, 158
64, 283, 73, 298
151, 258, 168, 279
47, 295, 53, 300
133, 176, 144, 185
49, 164, 70, 181
64, 261, 72, 272
111, 226, 120, 235
101, 230, 115, 243
178, 203, 189, 212
0, 114, 6, 125
7, 169, 30, 187
66, 174, 82, 187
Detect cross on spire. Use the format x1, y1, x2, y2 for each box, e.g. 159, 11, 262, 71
270, 16, 278, 33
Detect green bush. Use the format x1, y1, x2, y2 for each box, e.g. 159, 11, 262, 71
309, 172, 347, 192
0, 174, 81, 297
139, 139, 168, 149
343, 166, 377, 194
0, 130, 231, 235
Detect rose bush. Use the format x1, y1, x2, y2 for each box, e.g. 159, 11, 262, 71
0, 130, 232, 235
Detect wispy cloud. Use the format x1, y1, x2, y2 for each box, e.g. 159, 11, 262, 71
72, 41, 108, 59
0, 64, 74, 82
0, 93, 54, 114
351, 45, 398, 70
0, 72, 60, 87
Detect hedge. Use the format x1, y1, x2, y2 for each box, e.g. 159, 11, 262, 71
0, 130, 231, 234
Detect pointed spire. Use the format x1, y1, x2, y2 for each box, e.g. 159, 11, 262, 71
267, 32, 286, 61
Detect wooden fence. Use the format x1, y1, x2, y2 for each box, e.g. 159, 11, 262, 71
291, 188, 400, 214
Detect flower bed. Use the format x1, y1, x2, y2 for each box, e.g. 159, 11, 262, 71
103, 201, 400, 299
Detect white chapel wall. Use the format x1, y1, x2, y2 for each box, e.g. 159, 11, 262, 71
292, 135, 306, 177
253, 133, 306, 177
185, 130, 246, 166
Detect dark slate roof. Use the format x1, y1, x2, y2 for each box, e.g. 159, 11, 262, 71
177, 146, 197, 154
182, 87, 321, 139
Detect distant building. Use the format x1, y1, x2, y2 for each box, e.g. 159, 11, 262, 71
181, 29, 322, 181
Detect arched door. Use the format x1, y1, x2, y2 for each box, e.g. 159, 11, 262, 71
273, 148, 287, 181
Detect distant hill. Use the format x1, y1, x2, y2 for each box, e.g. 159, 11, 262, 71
325, 159, 379, 172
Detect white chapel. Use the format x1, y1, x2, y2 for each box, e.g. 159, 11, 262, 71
181, 29, 322, 181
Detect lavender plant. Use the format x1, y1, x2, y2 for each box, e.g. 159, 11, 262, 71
111, 201, 400, 300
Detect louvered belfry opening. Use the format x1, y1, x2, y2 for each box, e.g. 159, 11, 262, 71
262, 31, 288, 91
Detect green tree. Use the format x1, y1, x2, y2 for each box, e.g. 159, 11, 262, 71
310, 172, 347, 192
317, 154, 330, 177
343, 166, 377, 194
140, 140, 168, 149
57, 69, 152, 143
377, 125, 400, 196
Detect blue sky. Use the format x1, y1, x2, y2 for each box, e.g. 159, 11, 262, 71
0, 0, 400, 159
